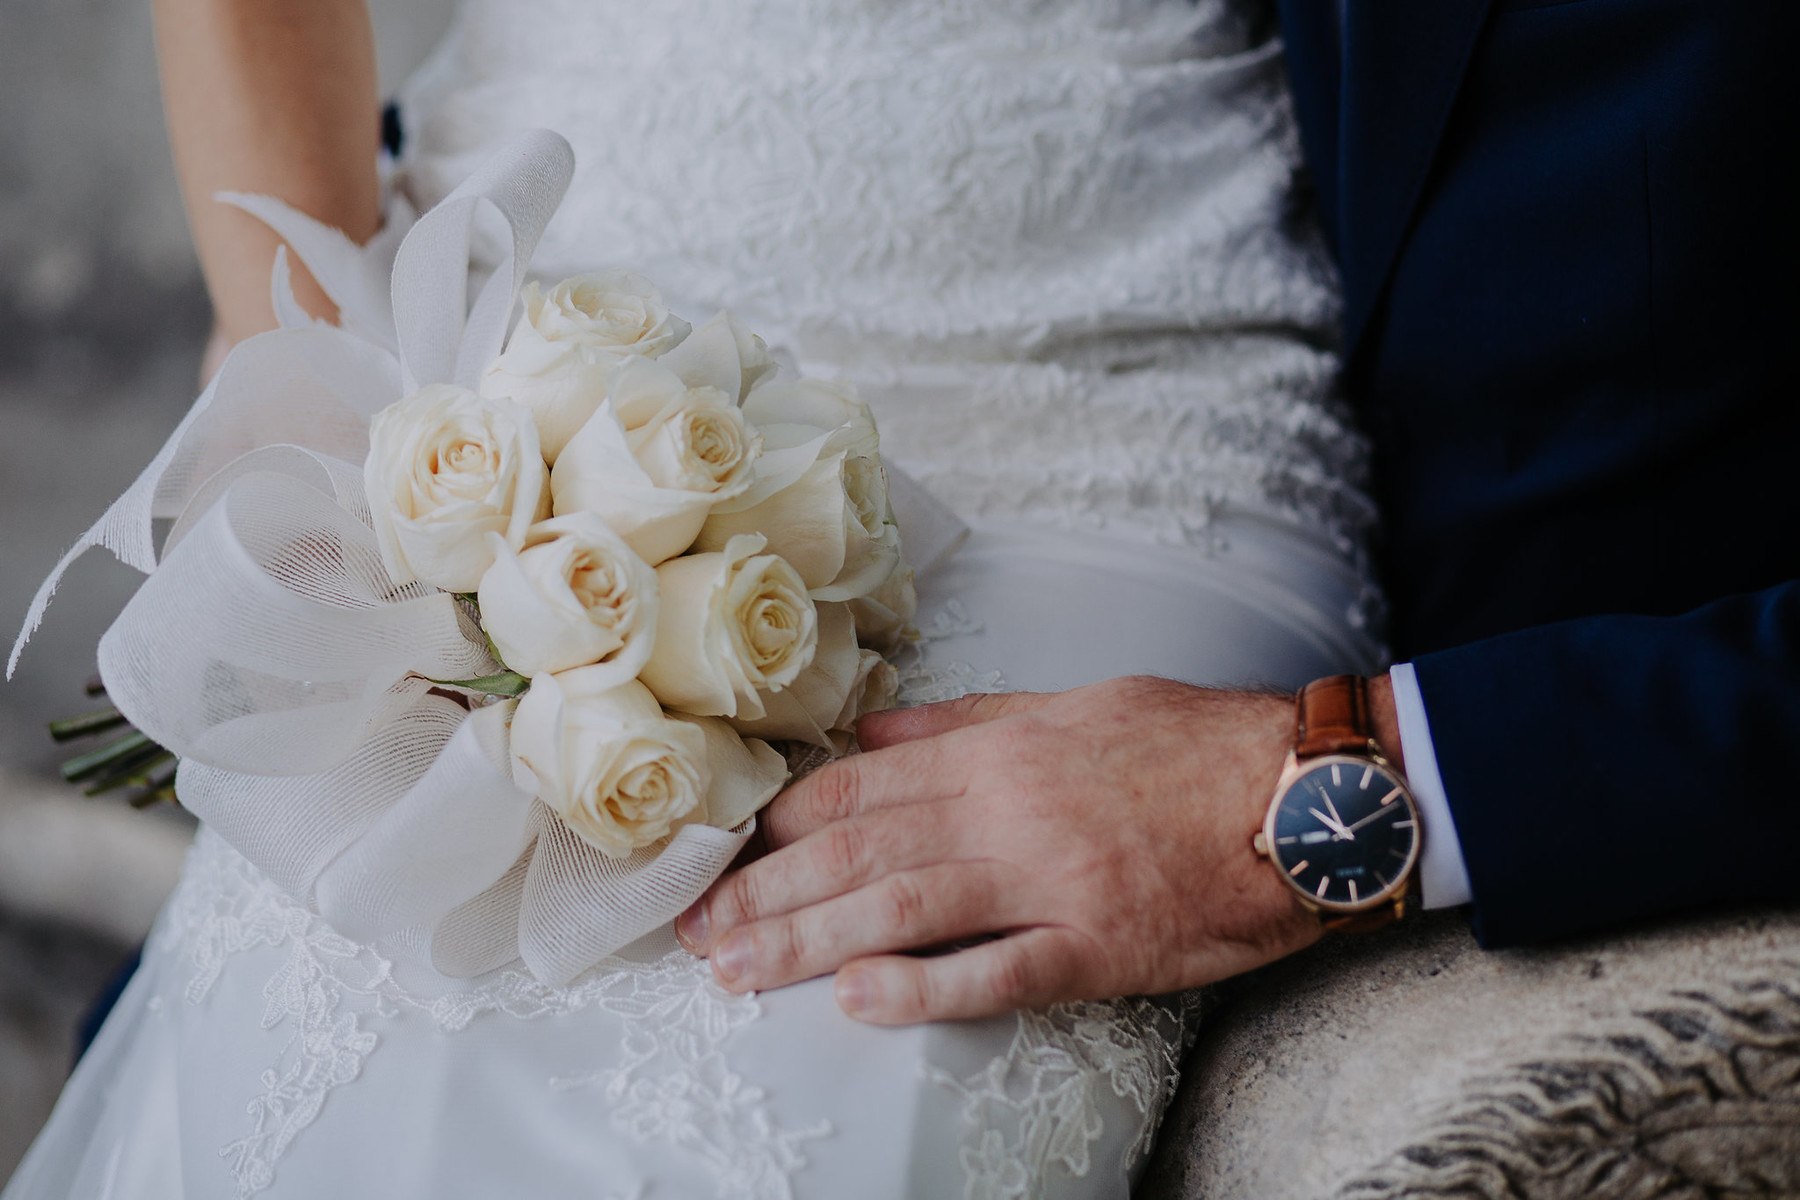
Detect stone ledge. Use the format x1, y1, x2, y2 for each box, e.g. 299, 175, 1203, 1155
1140, 906, 1800, 1198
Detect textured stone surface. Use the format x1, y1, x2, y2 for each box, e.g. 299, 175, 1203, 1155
1139, 907, 1800, 1199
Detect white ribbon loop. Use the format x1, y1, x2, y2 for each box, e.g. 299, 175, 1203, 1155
391, 128, 575, 392
220, 190, 417, 352
7, 325, 403, 680
99, 469, 489, 776
175, 693, 473, 904
519, 812, 754, 986
313, 700, 538, 944
17, 129, 802, 985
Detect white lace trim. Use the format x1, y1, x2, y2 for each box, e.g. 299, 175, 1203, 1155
151, 598, 1196, 1200
894, 599, 1009, 707
158, 831, 827, 1200
930, 998, 1198, 1200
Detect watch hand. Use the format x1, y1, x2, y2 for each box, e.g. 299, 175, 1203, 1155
1308, 807, 1353, 839
1322, 792, 1349, 830
1345, 806, 1394, 835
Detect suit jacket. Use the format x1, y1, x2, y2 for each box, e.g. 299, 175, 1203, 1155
1276, 0, 1800, 944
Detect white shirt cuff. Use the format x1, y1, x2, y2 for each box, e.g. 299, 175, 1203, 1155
1388, 663, 1473, 909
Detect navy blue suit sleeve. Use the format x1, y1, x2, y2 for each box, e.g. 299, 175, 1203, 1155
1412, 579, 1800, 946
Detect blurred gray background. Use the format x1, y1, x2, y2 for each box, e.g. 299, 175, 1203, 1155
0, 0, 454, 1178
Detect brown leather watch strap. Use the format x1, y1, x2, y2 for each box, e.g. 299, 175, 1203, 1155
1293, 674, 1379, 760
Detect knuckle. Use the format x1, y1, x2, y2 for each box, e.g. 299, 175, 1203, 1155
878, 874, 929, 938
810, 759, 864, 824
820, 820, 870, 884
987, 945, 1037, 1006
776, 917, 808, 971
899, 962, 936, 1022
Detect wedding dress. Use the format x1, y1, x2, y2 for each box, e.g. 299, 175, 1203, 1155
3, 0, 1381, 1197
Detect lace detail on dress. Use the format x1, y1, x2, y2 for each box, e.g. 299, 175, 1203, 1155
862, 341, 1375, 557
399, 0, 1375, 555
894, 600, 1009, 707
929, 998, 1197, 1200
547, 981, 830, 1200
158, 830, 826, 1200
159, 835, 398, 1197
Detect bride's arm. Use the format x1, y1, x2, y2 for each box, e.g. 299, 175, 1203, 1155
154, 0, 382, 371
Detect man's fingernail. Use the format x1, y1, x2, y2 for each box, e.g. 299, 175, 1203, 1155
836, 967, 879, 1016
675, 905, 708, 951
712, 933, 752, 984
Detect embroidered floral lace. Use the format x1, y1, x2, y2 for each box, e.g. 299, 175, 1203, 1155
144, 607, 1194, 1199
160, 830, 832, 1200
399, 0, 1373, 554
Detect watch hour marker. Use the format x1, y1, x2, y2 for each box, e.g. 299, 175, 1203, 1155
1348, 879, 1359, 903
1315, 876, 1330, 899
1380, 787, 1402, 806
1276, 836, 1298, 845
1289, 859, 1310, 877
1374, 870, 1390, 888
1332, 764, 1342, 787
1390, 847, 1409, 859
1360, 766, 1374, 789
1393, 819, 1415, 828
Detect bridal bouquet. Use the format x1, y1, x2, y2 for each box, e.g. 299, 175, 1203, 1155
10, 131, 937, 985
371, 289, 909, 850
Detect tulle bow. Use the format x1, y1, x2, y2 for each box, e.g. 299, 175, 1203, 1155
9, 132, 766, 984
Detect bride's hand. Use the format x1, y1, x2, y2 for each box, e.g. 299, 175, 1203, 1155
675, 676, 1330, 1024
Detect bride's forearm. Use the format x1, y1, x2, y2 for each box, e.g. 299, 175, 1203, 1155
154, 0, 381, 349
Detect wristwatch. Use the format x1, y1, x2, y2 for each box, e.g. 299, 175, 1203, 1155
1252, 675, 1421, 932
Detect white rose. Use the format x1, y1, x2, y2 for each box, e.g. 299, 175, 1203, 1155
510, 672, 708, 859
730, 602, 898, 750
659, 311, 778, 403
480, 271, 691, 462
475, 514, 657, 681
365, 383, 549, 593
742, 375, 876, 449
694, 379, 899, 601
846, 563, 917, 654
670, 713, 790, 830
638, 533, 818, 719
551, 356, 760, 565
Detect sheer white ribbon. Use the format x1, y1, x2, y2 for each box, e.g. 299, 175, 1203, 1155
8, 131, 772, 985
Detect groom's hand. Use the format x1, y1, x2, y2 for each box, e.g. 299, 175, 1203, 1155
675, 676, 1352, 1024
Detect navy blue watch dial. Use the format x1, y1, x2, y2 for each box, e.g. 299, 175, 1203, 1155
1269, 758, 1418, 909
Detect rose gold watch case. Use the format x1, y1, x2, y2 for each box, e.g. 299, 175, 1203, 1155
1256, 749, 1423, 915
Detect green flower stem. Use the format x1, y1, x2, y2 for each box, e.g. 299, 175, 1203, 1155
60, 731, 154, 783
48, 706, 129, 743
85, 748, 175, 797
